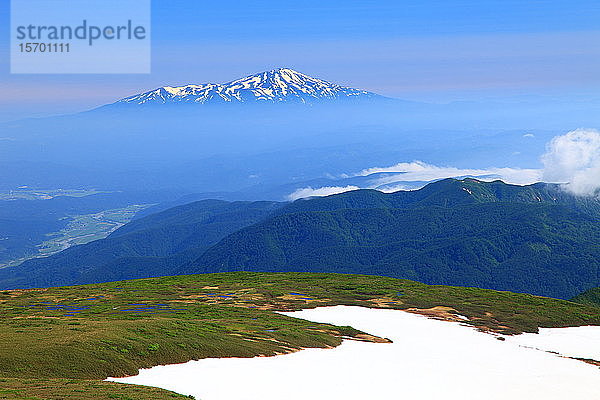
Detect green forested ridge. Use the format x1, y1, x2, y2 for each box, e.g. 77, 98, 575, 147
2, 179, 599, 300
276, 178, 600, 214
572, 287, 600, 307
1, 272, 599, 399
190, 201, 600, 299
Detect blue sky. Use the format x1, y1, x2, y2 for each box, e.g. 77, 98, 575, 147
1, 0, 600, 121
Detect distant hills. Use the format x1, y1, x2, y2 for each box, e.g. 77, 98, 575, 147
112, 68, 384, 106
2, 178, 600, 299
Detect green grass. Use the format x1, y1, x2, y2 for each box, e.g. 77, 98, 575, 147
0, 378, 189, 400
1, 272, 600, 398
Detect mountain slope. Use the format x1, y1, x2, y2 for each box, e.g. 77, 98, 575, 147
188, 202, 600, 299
114, 68, 383, 106
572, 287, 600, 307
184, 179, 600, 299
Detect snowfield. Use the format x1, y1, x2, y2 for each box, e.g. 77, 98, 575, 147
109, 306, 600, 400
505, 325, 600, 361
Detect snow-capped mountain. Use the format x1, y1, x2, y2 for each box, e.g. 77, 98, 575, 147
115, 68, 382, 106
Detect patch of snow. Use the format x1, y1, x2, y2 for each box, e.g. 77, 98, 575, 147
504, 325, 600, 361
108, 306, 600, 400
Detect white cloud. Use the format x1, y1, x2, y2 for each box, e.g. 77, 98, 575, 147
287, 129, 600, 201
287, 186, 360, 201
377, 183, 413, 193
357, 161, 542, 186
523, 133, 535, 138
287, 162, 543, 200
542, 128, 600, 196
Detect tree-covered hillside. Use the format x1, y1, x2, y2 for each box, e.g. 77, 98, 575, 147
190, 201, 600, 299
572, 287, 600, 307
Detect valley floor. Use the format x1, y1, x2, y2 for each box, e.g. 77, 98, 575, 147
110, 306, 600, 400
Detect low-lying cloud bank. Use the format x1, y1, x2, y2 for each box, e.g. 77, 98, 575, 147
542, 129, 600, 196
358, 162, 542, 187
287, 185, 360, 201
288, 129, 600, 200
288, 162, 543, 200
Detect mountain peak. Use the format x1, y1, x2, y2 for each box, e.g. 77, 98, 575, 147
115, 68, 382, 106
266, 67, 302, 75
